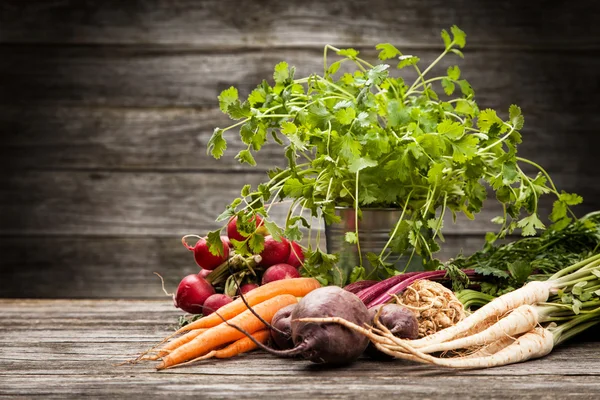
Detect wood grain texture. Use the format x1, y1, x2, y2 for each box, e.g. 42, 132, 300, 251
0, 106, 286, 171
0, 235, 489, 298
1, 171, 598, 237
1, 46, 598, 111
1, 105, 597, 175
1, 0, 599, 301
0, 299, 598, 399
1, 105, 597, 185
1, 0, 598, 48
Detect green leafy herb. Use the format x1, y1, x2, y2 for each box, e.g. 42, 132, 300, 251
207, 27, 582, 285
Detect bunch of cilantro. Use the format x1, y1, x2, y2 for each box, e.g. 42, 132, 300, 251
206, 26, 581, 286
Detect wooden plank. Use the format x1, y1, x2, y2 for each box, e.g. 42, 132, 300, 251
0, 235, 488, 298
0, 0, 597, 48
1, 171, 598, 238
0, 106, 286, 171
1, 46, 598, 111
0, 299, 598, 399
1, 105, 597, 173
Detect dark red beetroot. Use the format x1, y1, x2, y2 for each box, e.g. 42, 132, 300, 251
261, 263, 300, 285
365, 304, 419, 360
238, 283, 259, 295
182, 235, 230, 271
202, 293, 233, 316
173, 274, 216, 314
287, 241, 305, 269
270, 304, 297, 349
288, 286, 370, 364
227, 215, 264, 242
226, 286, 371, 366
259, 236, 291, 267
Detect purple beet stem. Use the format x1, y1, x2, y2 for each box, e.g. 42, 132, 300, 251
356, 271, 424, 306
343, 280, 379, 294
365, 269, 478, 308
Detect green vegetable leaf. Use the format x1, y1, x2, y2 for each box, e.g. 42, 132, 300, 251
517, 214, 545, 236
335, 107, 356, 125
376, 43, 401, 60
263, 220, 284, 241
349, 266, 366, 283
559, 192, 583, 206
337, 48, 359, 59
447, 65, 461, 80
248, 86, 267, 107
227, 100, 252, 120
235, 149, 257, 166
218, 87, 239, 113
441, 29, 452, 49
509, 104, 524, 130
280, 121, 297, 135
441, 78, 455, 95
477, 109, 504, 134
284, 225, 303, 242
475, 265, 510, 279
507, 260, 532, 285
273, 62, 290, 84
327, 60, 342, 75
248, 233, 265, 254
208, 128, 227, 159
337, 135, 362, 161
451, 25, 467, 48
458, 80, 474, 97
345, 232, 358, 244
283, 178, 304, 198
240, 184, 251, 197
207, 229, 225, 257
397, 55, 420, 69
348, 157, 377, 173
437, 119, 464, 139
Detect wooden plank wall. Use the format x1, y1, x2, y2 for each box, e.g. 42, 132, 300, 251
1, 0, 599, 298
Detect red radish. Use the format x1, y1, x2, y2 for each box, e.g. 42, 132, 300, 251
202, 293, 234, 316
227, 215, 264, 242
221, 235, 233, 248
239, 283, 260, 295
287, 241, 305, 269
261, 263, 300, 285
182, 235, 229, 270
173, 274, 216, 314
259, 236, 291, 267
198, 269, 211, 279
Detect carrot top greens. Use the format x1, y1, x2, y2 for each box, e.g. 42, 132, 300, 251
206, 26, 580, 285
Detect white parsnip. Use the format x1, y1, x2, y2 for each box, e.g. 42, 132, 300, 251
417, 304, 539, 354
397, 328, 554, 369
407, 281, 551, 348
464, 335, 516, 358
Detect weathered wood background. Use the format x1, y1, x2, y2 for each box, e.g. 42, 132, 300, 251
1, 0, 599, 298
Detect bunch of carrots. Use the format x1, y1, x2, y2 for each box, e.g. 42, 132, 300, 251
137, 277, 321, 370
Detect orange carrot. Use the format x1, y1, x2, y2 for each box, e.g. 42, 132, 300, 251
175, 277, 320, 334
164, 330, 270, 369
157, 294, 298, 370
144, 328, 208, 360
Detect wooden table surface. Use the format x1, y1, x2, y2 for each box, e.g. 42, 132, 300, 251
1, 299, 599, 399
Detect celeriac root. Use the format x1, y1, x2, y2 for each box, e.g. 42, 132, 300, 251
397, 280, 465, 338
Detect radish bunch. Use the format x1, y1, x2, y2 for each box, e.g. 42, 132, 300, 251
171, 215, 305, 317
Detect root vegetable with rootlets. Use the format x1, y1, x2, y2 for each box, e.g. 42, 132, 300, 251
300, 253, 600, 369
